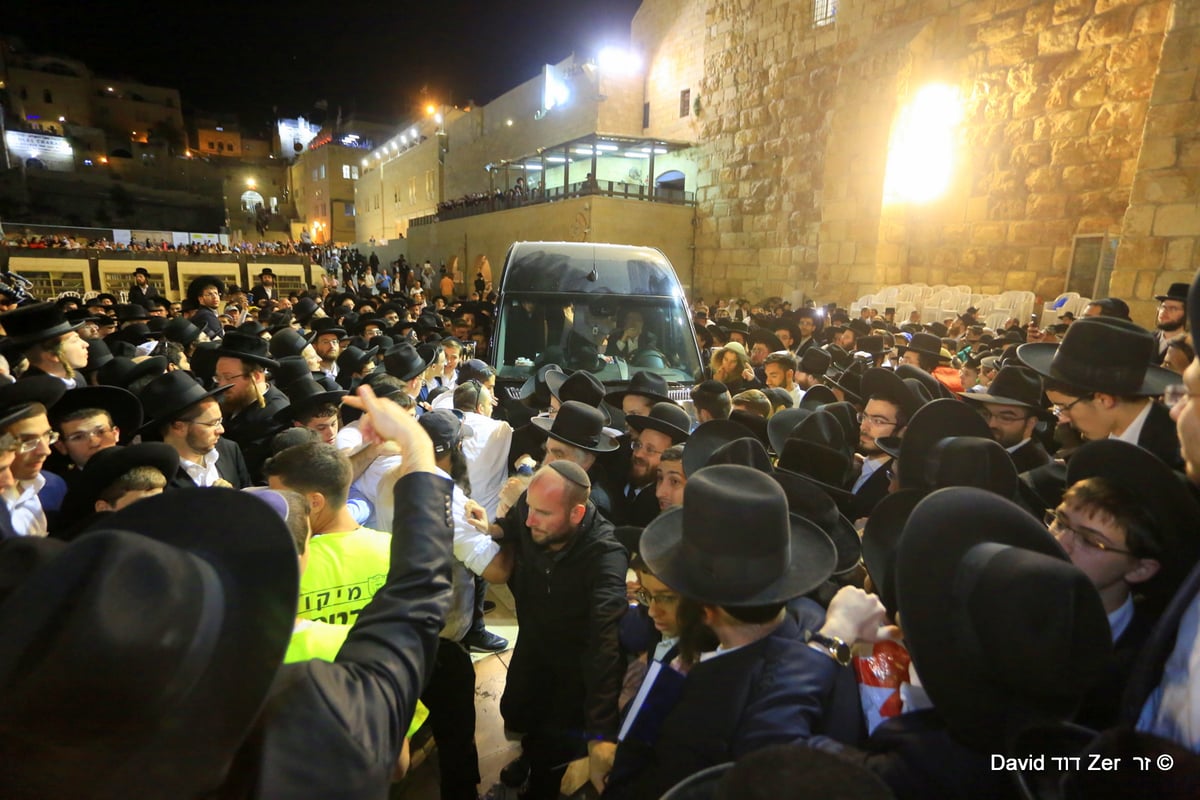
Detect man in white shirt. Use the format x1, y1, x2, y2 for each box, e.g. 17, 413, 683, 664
140, 371, 251, 489
762, 351, 805, 408
450, 372, 512, 519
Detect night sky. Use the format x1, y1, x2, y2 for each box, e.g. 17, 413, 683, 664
8, 0, 644, 131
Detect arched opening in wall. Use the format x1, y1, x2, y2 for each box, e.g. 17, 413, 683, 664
656, 170, 686, 201
240, 190, 265, 212
25, 157, 46, 171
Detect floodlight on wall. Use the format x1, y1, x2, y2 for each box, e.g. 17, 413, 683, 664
882, 83, 963, 205
597, 46, 642, 75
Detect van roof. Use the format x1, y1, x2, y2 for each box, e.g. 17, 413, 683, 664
500, 242, 684, 297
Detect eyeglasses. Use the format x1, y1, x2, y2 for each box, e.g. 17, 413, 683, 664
630, 440, 665, 458
15, 430, 59, 453
187, 417, 224, 429
1164, 384, 1199, 409
214, 373, 250, 384
64, 424, 116, 445
635, 589, 679, 607
1051, 395, 1094, 417
856, 412, 897, 428
201, 289, 221, 298
976, 408, 1031, 424
1044, 509, 1135, 556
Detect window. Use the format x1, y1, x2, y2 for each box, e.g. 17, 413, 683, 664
319, 164, 326, 180
425, 170, 435, 201
312, 168, 319, 181
344, 203, 355, 216
643, 102, 650, 129
813, 0, 837, 26
270, 197, 278, 212
43, 89, 53, 103
342, 164, 351, 179
351, 166, 359, 180
408, 177, 417, 205
679, 89, 690, 118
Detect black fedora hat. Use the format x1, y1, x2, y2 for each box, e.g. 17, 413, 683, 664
797, 384, 837, 410
95, 356, 168, 391
823, 344, 855, 373
604, 371, 675, 408
0, 302, 86, 347
268, 327, 314, 359
897, 331, 950, 361
925, 436, 1019, 499
531, 400, 618, 453
162, 317, 202, 348
138, 371, 231, 434
641, 464, 837, 606
627, 402, 691, 444
109, 322, 156, 346
896, 398, 992, 492
547, 369, 603, 406
958, 364, 1047, 411
825, 360, 867, 405
767, 406, 812, 455
133, 266, 150, 277
1066, 439, 1200, 608
1155, 282, 1189, 303
705, 436, 773, 473
854, 334, 886, 357
518, 363, 564, 409
0, 488, 297, 797
383, 342, 433, 381
0, 375, 68, 413
335, 345, 379, 389
860, 489, 923, 615
1017, 316, 1175, 396
292, 297, 319, 325
894, 363, 955, 401
310, 317, 348, 340
271, 356, 316, 392
49, 386, 143, 445
771, 469, 862, 575
213, 331, 279, 370
822, 400, 861, 446
58, 442, 180, 523
185, 274, 226, 300
748, 328, 785, 354
682, 418, 764, 477
82, 336, 114, 373
860, 367, 926, 421
798, 348, 833, 377
896, 487, 1112, 752
114, 303, 149, 323
276, 377, 346, 424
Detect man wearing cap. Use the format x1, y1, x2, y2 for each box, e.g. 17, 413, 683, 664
959, 365, 1053, 473
128, 267, 162, 310
611, 465, 885, 798
250, 267, 278, 306
213, 333, 289, 479
1019, 316, 1181, 470
689, 379, 732, 425
186, 275, 225, 340
1153, 283, 1188, 364
0, 303, 90, 389
143, 371, 251, 490
470, 461, 627, 799
617, 402, 692, 526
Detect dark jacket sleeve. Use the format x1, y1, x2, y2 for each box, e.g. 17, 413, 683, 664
582, 543, 630, 740
255, 471, 454, 797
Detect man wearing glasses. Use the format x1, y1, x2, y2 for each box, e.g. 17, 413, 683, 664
140, 371, 251, 490
958, 365, 1053, 473
0, 377, 71, 537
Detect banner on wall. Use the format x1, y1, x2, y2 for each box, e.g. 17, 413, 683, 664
113, 229, 132, 244
172, 231, 191, 247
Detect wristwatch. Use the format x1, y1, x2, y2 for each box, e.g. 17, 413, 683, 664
805, 630, 852, 666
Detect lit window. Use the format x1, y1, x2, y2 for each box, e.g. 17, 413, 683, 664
351, 166, 359, 180
319, 164, 326, 180
813, 0, 837, 26
342, 164, 351, 179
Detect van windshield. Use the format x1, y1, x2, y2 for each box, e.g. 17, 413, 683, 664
494, 293, 702, 384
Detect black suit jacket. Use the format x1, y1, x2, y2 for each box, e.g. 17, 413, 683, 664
851, 458, 893, 520
249, 284, 277, 306
167, 437, 252, 489
1122, 560, 1200, 724
1008, 437, 1053, 474
1138, 401, 1183, 471
221, 385, 290, 481
128, 283, 162, 310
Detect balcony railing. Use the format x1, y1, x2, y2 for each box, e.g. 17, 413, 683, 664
410, 179, 695, 227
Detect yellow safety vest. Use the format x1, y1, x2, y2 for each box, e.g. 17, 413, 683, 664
297, 527, 391, 625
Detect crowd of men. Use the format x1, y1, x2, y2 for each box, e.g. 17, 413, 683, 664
0, 262, 1199, 800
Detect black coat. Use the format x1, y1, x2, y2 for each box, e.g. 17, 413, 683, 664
1122, 559, 1200, 724
851, 458, 893, 520
612, 482, 661, 527
128, 283, 162, 310
216, 472, 454, 798
249, 284, 277, 306
221, 385, 290, 481
1008, 437, 1053, 474
498, 497, 628, 742
166, 437, 252, 490
190, 307, 224, 340
1138, 401, 1183, 472
1077, 600, 1156, 731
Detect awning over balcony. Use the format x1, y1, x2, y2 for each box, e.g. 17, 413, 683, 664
484, 133, 694, 194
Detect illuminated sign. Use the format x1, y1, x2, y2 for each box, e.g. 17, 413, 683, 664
275, 117, 321, 159
4, 131, 74, 172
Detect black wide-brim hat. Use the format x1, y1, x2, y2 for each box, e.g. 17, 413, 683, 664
682, 418, 764, 477
185, 275, 226, 300
0, 488, 297, 796
58, 442, 180, 523
268, 327, 315, 359
213, 331, 280, 370
860, 367, 926, 420
138, 371, 232, 434
530, 400, 618, 453
97, 356, 169, 391
1017, 316, 1175, 396
896, 399, 992, 492
162, 317, 202, 348
860, 489, 923, 615
626, 402, 692, 444
896, 487, 1112, 752
728, 409, 770, 449
336, 345, 379, 377
604, 371, 675, 408
897, 331, 950, 361
1155, 282, 1189, 303
797, 384, 837, 410
49, 386, 143, 445
276, 378, 346, 424
926, 436, 1019, 499
641, 464, 837, 606
894, 363, 955, 401
824, 361, 866, 405
0, 302, 86, 347
776, 440, 855, 507
767, 406, 812, 455
704, 436, 774, 473
518, 363, 564, 409
0, 375, 69, 413
771, 469, 862, 575
958, 364, 1047, 411
383, 342, 434, 381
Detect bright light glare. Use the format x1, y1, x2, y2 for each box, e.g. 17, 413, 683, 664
597, 47, 642, 75
543, 66, 570, 112
434, 113, 443, 124
883, 84, 963, 205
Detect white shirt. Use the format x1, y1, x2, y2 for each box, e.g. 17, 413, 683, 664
5, 473, 47, 537
1111, 400, 1153, 446
1108, 593, 1135, 642
460, 411, 513, 519
435, 466, 501, 642
180, 448, 221, 487
1138, 589, 1200, 750
789, 385, 805, 407
337, 419, 404, 528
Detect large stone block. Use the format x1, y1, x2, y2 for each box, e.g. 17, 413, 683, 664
1131, 0, 1172, 37
1107, 33, 1162, 71
1158, 26, 1200, 72
1061, 161, 1123, 192
1027, 192, 1069, 218
1151, 67, 1200, 105
1132, 172, 1196, 204
1077, 6, 1136, 48
1013, 88, 1049, 117
1004, 270, 1037, 290
972, 222, 1009, 244
1071, 77, 1109, 108
989, 34, 1039, 67
1135, 269, 1163, 298
1121, 204, 1157, 237
1117, 237, 1166, 269
1164, 238, 1196, 270
1107, 269, 1137, 296
1028, 245, 1056, 270
1153, 203, 1200, 236
1052, 0, 1092, 25
1038, 20, 1085, 55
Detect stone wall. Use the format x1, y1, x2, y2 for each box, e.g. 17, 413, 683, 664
636, 0, 1188, 307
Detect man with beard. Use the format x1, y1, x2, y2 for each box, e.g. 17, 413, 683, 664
793, 309, 818, 355
1153, 283, 1188, 364
959, 365, 1053, 473
128, 267, 162, 310
618, 403, 692, 526
250, 267, 278, 306
311, 318, 345, 380
211, 333, 289, 480
185, 276, 225, 340
470, 461, 627, 800
850, 368, 924, 520
763, 351, 805, 407
140, 371, 251, 489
